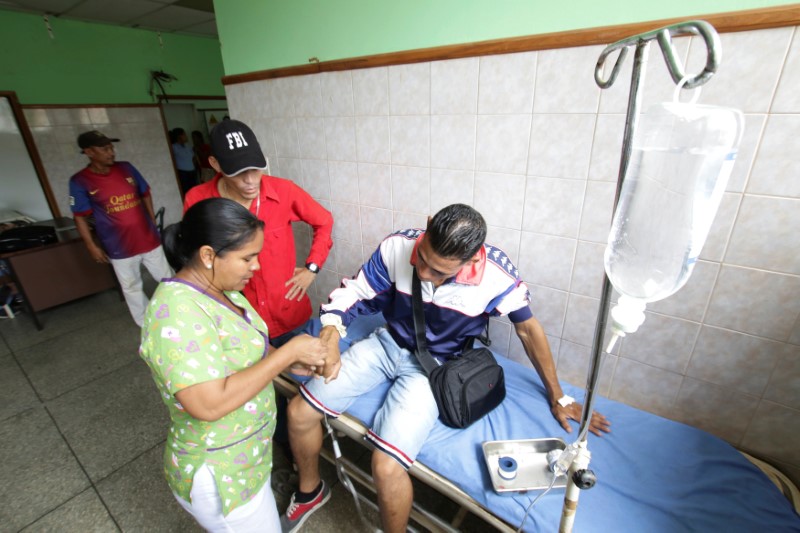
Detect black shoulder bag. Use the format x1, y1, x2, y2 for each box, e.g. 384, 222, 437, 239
411, 270, 506, 428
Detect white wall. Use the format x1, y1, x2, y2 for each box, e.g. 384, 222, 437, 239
0, 97, 52, 221
224, 25, 800, 484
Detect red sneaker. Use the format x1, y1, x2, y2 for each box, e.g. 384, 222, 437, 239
280, 481, 331, 533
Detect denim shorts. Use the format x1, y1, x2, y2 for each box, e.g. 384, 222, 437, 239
299, 327, 439, 469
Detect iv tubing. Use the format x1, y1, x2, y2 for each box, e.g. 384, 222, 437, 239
605, 333, 621, 355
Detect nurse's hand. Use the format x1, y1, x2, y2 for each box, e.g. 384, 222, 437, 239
287, 334, 327, 373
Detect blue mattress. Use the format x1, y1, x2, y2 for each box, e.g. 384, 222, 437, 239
302, 316, 800, 532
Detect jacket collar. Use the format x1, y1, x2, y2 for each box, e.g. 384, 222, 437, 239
261, 174, 279, 202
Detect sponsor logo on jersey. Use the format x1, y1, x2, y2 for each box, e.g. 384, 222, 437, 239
106, 192, 141, 213
444, 295, 465, 308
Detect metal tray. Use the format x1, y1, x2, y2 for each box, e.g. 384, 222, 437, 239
482, 438, 568, 493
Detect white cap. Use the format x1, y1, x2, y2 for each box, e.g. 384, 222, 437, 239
610, 295, 647, 337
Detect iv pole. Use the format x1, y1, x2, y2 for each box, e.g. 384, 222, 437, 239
557, 20, 721, 533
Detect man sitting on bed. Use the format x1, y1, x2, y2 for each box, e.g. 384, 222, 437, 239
283, 203, 611, 533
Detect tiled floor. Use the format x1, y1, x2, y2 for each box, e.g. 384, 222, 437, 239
0, 283, 489, 533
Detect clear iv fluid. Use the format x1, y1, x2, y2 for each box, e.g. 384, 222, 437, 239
604, 102, 743, 305
604, 145, 735, 303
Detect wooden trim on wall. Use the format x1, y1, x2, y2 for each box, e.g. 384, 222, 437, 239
21, 103, 159, 109
2, 91, 61, 218
157, 94, 228, 101
222, 4, 800, 85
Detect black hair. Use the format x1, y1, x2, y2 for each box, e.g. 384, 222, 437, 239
426, 204, 487, 262
161, 198, 264, 271
170, 127, 186, 144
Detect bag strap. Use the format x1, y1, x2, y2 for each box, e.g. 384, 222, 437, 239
475, 320, 491, 348
411, 270, 441, 375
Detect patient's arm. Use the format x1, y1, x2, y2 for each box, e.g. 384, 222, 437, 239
513, 317, 611, 436
318, 325, 342, 383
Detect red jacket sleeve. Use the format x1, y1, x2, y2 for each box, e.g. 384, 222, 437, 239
288, 182, 333, 267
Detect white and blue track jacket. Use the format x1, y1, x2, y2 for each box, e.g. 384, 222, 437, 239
320, 229, 533, 360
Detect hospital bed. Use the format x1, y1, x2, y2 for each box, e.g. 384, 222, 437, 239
275, 314, 800, 532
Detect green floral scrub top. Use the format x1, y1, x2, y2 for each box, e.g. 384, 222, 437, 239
139, 279, 275, 515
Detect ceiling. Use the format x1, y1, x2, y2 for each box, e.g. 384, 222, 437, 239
0, 0, 218, 38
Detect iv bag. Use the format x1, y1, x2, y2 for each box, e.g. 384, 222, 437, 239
604, 100, 744, 304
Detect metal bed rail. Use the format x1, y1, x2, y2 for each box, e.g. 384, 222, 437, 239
273, 373, 517, 532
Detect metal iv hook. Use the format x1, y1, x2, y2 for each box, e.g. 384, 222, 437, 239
594, 20, 721, 90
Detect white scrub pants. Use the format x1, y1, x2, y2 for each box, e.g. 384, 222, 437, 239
174, 464, 280, 532
109, 245, 172, 327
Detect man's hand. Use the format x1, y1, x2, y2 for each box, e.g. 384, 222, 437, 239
286, 363, 316, 377
551, 402, 611, 436
88, 244, 109, 264
284, 267, 316, 301
318, 325, 342, 383
75, 216, 108, 263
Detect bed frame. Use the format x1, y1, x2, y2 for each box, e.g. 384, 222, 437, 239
273, 373, 517, 532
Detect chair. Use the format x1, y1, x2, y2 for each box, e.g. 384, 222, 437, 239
0, 284, 15, 319
154, 207, 165, 234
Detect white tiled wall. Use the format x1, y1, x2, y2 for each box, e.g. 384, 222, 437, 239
23, 106, 183, 226
226, 26, 800, 483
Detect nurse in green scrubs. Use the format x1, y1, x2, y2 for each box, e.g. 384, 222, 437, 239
140, 197, 327, 532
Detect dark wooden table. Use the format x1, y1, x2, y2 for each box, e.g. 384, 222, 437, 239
0, 218, 120, 330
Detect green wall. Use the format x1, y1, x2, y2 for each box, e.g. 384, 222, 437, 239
215, 0, 797, 76
0, 11, 225, 105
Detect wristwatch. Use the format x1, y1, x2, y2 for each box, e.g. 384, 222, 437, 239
557, 395, 575, 408
305, 262, 320, 274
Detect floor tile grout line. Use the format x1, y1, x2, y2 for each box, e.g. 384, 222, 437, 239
36, 357, 145, 404
0, 307, 130, 354
41, 404, 124, 533
8, 349, 45, 404
0, 405, 45, 426
3, 281, 166, 531
14, 486, 121, 533
0, 287, 131, 346
91, 438, 169, 487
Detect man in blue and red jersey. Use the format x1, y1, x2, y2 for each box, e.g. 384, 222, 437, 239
283, 204, 611, 533
69, 130, 172, 327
